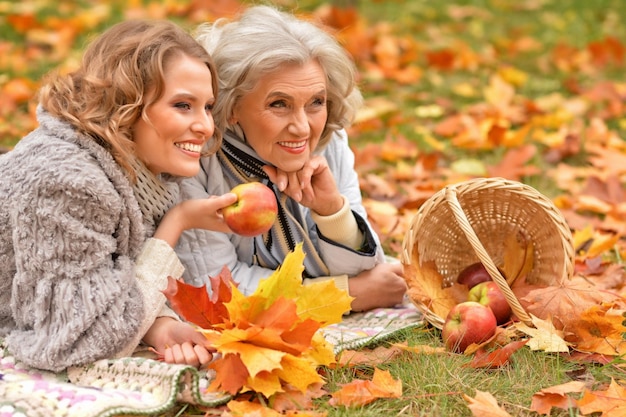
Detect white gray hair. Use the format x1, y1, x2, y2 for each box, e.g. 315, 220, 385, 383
195, 5, 363, 148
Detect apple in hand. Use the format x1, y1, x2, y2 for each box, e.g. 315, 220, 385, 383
441, 301, 497, 353
468, 281, 512, 325
456, 262, 493, 289
222, 182, 278, 237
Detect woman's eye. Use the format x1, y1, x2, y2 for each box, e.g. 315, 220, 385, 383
269, 100, 287, 108
174, 102, 191, 110
312, 97, 326, 106
205, 103, 214, 112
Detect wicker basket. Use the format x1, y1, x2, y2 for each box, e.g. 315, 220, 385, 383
400, 177, 575, 329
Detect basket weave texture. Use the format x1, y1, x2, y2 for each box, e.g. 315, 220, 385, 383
400, 177, 575, 329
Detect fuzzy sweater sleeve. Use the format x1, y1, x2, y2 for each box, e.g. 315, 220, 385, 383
2, 130, 172, 372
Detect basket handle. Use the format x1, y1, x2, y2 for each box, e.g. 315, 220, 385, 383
445, 186, 533, 325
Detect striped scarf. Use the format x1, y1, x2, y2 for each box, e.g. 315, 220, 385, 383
218, 131, 330, 278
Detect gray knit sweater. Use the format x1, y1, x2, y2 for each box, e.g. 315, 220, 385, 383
0, 108, 184, 372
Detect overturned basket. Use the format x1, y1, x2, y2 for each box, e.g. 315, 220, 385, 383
400, 177, 575, 329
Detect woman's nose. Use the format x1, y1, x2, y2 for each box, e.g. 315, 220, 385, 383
191, 112, 215, 137
287, 108, 310, 136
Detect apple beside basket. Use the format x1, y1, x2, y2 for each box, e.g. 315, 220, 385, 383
400, 177, 575, 329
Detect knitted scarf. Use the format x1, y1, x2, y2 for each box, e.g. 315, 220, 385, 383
130, 159, 179, 238
218, 131, 330, 278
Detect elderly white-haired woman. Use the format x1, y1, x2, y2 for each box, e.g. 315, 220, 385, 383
177, 5, 407, 312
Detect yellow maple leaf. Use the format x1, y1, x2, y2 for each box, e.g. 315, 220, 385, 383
371, 368, 403, 398
218, 341, 285, 378
275, 354, 325, 393
243, 370, 283, 398
252, 243, 352, 324
306, 332, 337, 367
254, 243, 307, 304
514, 314, 569, 352
296, 279, 353, 325
463, 390, 513, 417
403, 242, 464, 322
225, 399, 282, 417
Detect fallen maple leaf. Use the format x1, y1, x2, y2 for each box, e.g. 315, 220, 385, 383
336, 344, 405, 367
577, 378, 626, 416
569, 304, 626, 356
329, 368, 402, 407
467, 340, 528, 369
463, 390, 512, 417
530, 381, 586, 415
514, 315, 569, 353
486, 144, 541, 181
517, 274, 624, 331
391, 341, 447, 355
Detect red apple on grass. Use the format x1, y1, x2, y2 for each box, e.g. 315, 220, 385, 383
441, 301, 497, 353
223, 182, 278, 237
468, 281, 512, 325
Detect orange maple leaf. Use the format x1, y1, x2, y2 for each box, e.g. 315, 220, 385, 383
467, 340, 528, 369
569, 304, 626, 356
162, 265, 233, 328
530, 381, 586, 415
517, 274, 624, 331
208, 352, 249, 395
463, 390, 512, 417
577, 378, 626, 416
329, 368, 402, 407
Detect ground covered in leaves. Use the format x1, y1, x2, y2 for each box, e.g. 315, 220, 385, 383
3, 0, 626, 416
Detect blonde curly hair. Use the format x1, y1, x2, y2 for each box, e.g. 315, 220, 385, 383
39, 19, 220, 181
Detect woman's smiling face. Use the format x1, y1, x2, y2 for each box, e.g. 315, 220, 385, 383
132, 53, 215, 177
232, 60, 328, 172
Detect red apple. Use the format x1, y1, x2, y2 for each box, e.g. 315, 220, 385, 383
223, 182, 278, 237
468, 281, 512, 325
456, 262, 492, 289
441, 301, 497, 353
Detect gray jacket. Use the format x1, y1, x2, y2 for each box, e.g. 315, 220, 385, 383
176, 130, 384, 295
0, 109, 183, 372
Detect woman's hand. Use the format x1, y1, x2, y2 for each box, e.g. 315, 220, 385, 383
143, 317, 215, 368
154, 193, 237, 247
263, 155, 343, 216
348, 263, 408, 312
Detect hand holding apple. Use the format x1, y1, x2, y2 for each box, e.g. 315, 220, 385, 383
222, 182, 278, 237
441, 301, 497, 353
468, 281, 512, 325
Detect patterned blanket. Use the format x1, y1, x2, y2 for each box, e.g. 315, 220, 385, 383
0, 303, 422, 416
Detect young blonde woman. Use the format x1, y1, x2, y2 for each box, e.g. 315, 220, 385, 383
0, 19, 238, 372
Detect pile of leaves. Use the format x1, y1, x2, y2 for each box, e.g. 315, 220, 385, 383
163, 243, 402, 415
